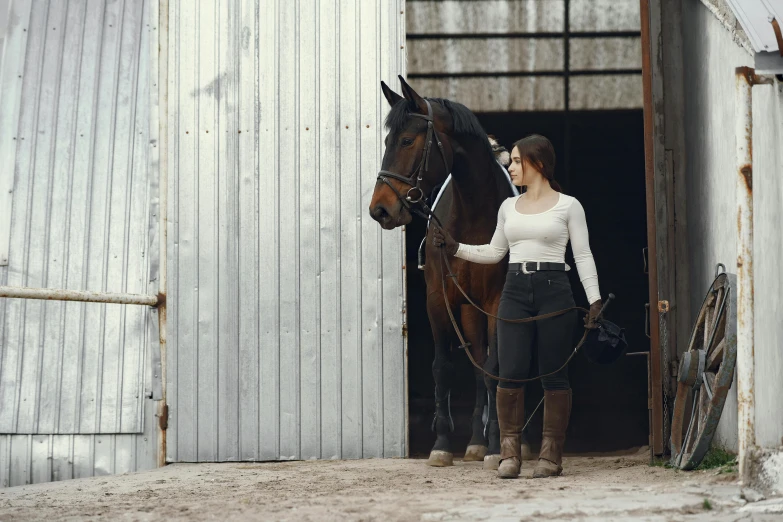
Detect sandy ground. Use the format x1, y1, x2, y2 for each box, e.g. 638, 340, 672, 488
1, 448, 782, 521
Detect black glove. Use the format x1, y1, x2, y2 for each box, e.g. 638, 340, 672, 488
431, 225, 459, 256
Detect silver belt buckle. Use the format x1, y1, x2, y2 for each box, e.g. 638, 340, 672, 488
522, 262, 534, 274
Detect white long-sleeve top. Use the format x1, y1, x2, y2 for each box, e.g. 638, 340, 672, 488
455, 193, 601, 304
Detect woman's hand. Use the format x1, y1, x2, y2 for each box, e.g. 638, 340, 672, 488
431, 225, 459, 256
585, 300, 603, 329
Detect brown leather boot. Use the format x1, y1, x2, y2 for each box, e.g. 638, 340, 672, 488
532, 389, 572, 478
496, 387, 525, 479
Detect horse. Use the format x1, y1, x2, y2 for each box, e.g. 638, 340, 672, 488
369, 77, 520, 467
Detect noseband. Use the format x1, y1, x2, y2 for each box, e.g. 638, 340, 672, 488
377, 99, 451, 219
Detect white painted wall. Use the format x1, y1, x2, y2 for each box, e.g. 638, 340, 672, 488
683, 2, 783, 494
682, 0, 753, 453
751, 81, 783, 494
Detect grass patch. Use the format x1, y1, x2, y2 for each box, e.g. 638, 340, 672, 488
650, 457, 674, 469
697, 448, 737, 471
702, 499, 713, 510
649, 448, 737, 473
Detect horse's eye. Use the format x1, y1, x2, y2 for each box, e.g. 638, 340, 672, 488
401, 137, 414, 147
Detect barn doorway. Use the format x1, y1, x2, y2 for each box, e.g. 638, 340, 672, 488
406, 110, 650, 457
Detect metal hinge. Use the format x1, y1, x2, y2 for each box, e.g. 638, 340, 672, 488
158, 404, 169, 431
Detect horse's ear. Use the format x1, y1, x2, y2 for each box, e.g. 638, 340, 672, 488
398, 75, 428, 114
381, 81, 403, 107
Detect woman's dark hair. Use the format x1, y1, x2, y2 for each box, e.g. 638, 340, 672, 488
512, 134, 561, 192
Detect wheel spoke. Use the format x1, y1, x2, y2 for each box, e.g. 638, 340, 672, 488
699, 381, 711, 433
690, 303, 709, 352
707, 339, 725, 372
704, 289, 728, 357
703, 374, 714, 401
683, 389, 700, 456
704, 288, 721, 349
670, 384, 689, 456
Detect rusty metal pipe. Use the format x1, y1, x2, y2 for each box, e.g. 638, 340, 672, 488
735, 66, 755, 483
734, 69, 774, 482
0, 285, 159, 306
155, 0, 170, 468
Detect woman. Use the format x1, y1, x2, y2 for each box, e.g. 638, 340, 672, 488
432, 135, 602, 479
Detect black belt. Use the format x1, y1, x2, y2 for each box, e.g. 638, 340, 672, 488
508, 262, 567, 273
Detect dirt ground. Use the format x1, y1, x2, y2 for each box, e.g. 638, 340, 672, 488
1, 448, 782, 521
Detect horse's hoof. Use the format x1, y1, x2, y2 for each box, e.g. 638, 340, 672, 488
483, 454, 501, 470
427, 450, 454, 467
463, 445, 488, 462
521, 443, 535, 461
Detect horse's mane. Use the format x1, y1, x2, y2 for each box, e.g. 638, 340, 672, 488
384, 98, 494, 158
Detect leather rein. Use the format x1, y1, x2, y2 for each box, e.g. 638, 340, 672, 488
376, 101, 592, 383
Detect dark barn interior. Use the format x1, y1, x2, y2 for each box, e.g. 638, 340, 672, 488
407, 110, 650, 457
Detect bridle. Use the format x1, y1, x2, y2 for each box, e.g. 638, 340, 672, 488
376, 99, 452, 220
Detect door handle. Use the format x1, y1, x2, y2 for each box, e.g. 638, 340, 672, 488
644, 303, 651, 338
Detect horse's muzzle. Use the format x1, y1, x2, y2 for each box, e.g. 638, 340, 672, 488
369, 203, 410, 230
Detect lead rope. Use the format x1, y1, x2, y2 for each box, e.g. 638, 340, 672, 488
438, 248, 591, 384
420, 205, 593, 384
374, 100, 595, 383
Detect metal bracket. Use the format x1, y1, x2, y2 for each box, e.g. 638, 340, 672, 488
158, 404, 169, 431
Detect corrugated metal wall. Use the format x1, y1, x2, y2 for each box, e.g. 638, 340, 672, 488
0, 0, 160, 486
165, 0, 407, 462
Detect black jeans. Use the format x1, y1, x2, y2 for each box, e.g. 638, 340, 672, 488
497, 270, 577, 391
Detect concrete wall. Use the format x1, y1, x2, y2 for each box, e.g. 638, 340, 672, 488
683, 2, 783, 494
751, 80, 783, 494
682, 0, 752, 454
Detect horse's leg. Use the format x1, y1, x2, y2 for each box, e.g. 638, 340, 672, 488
483, 315, 502, 469
460, 305, 489, 462
426, 295, 457, 467
429, 335, 455, 467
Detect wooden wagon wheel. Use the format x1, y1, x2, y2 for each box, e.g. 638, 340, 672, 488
670, 266, 737, 470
